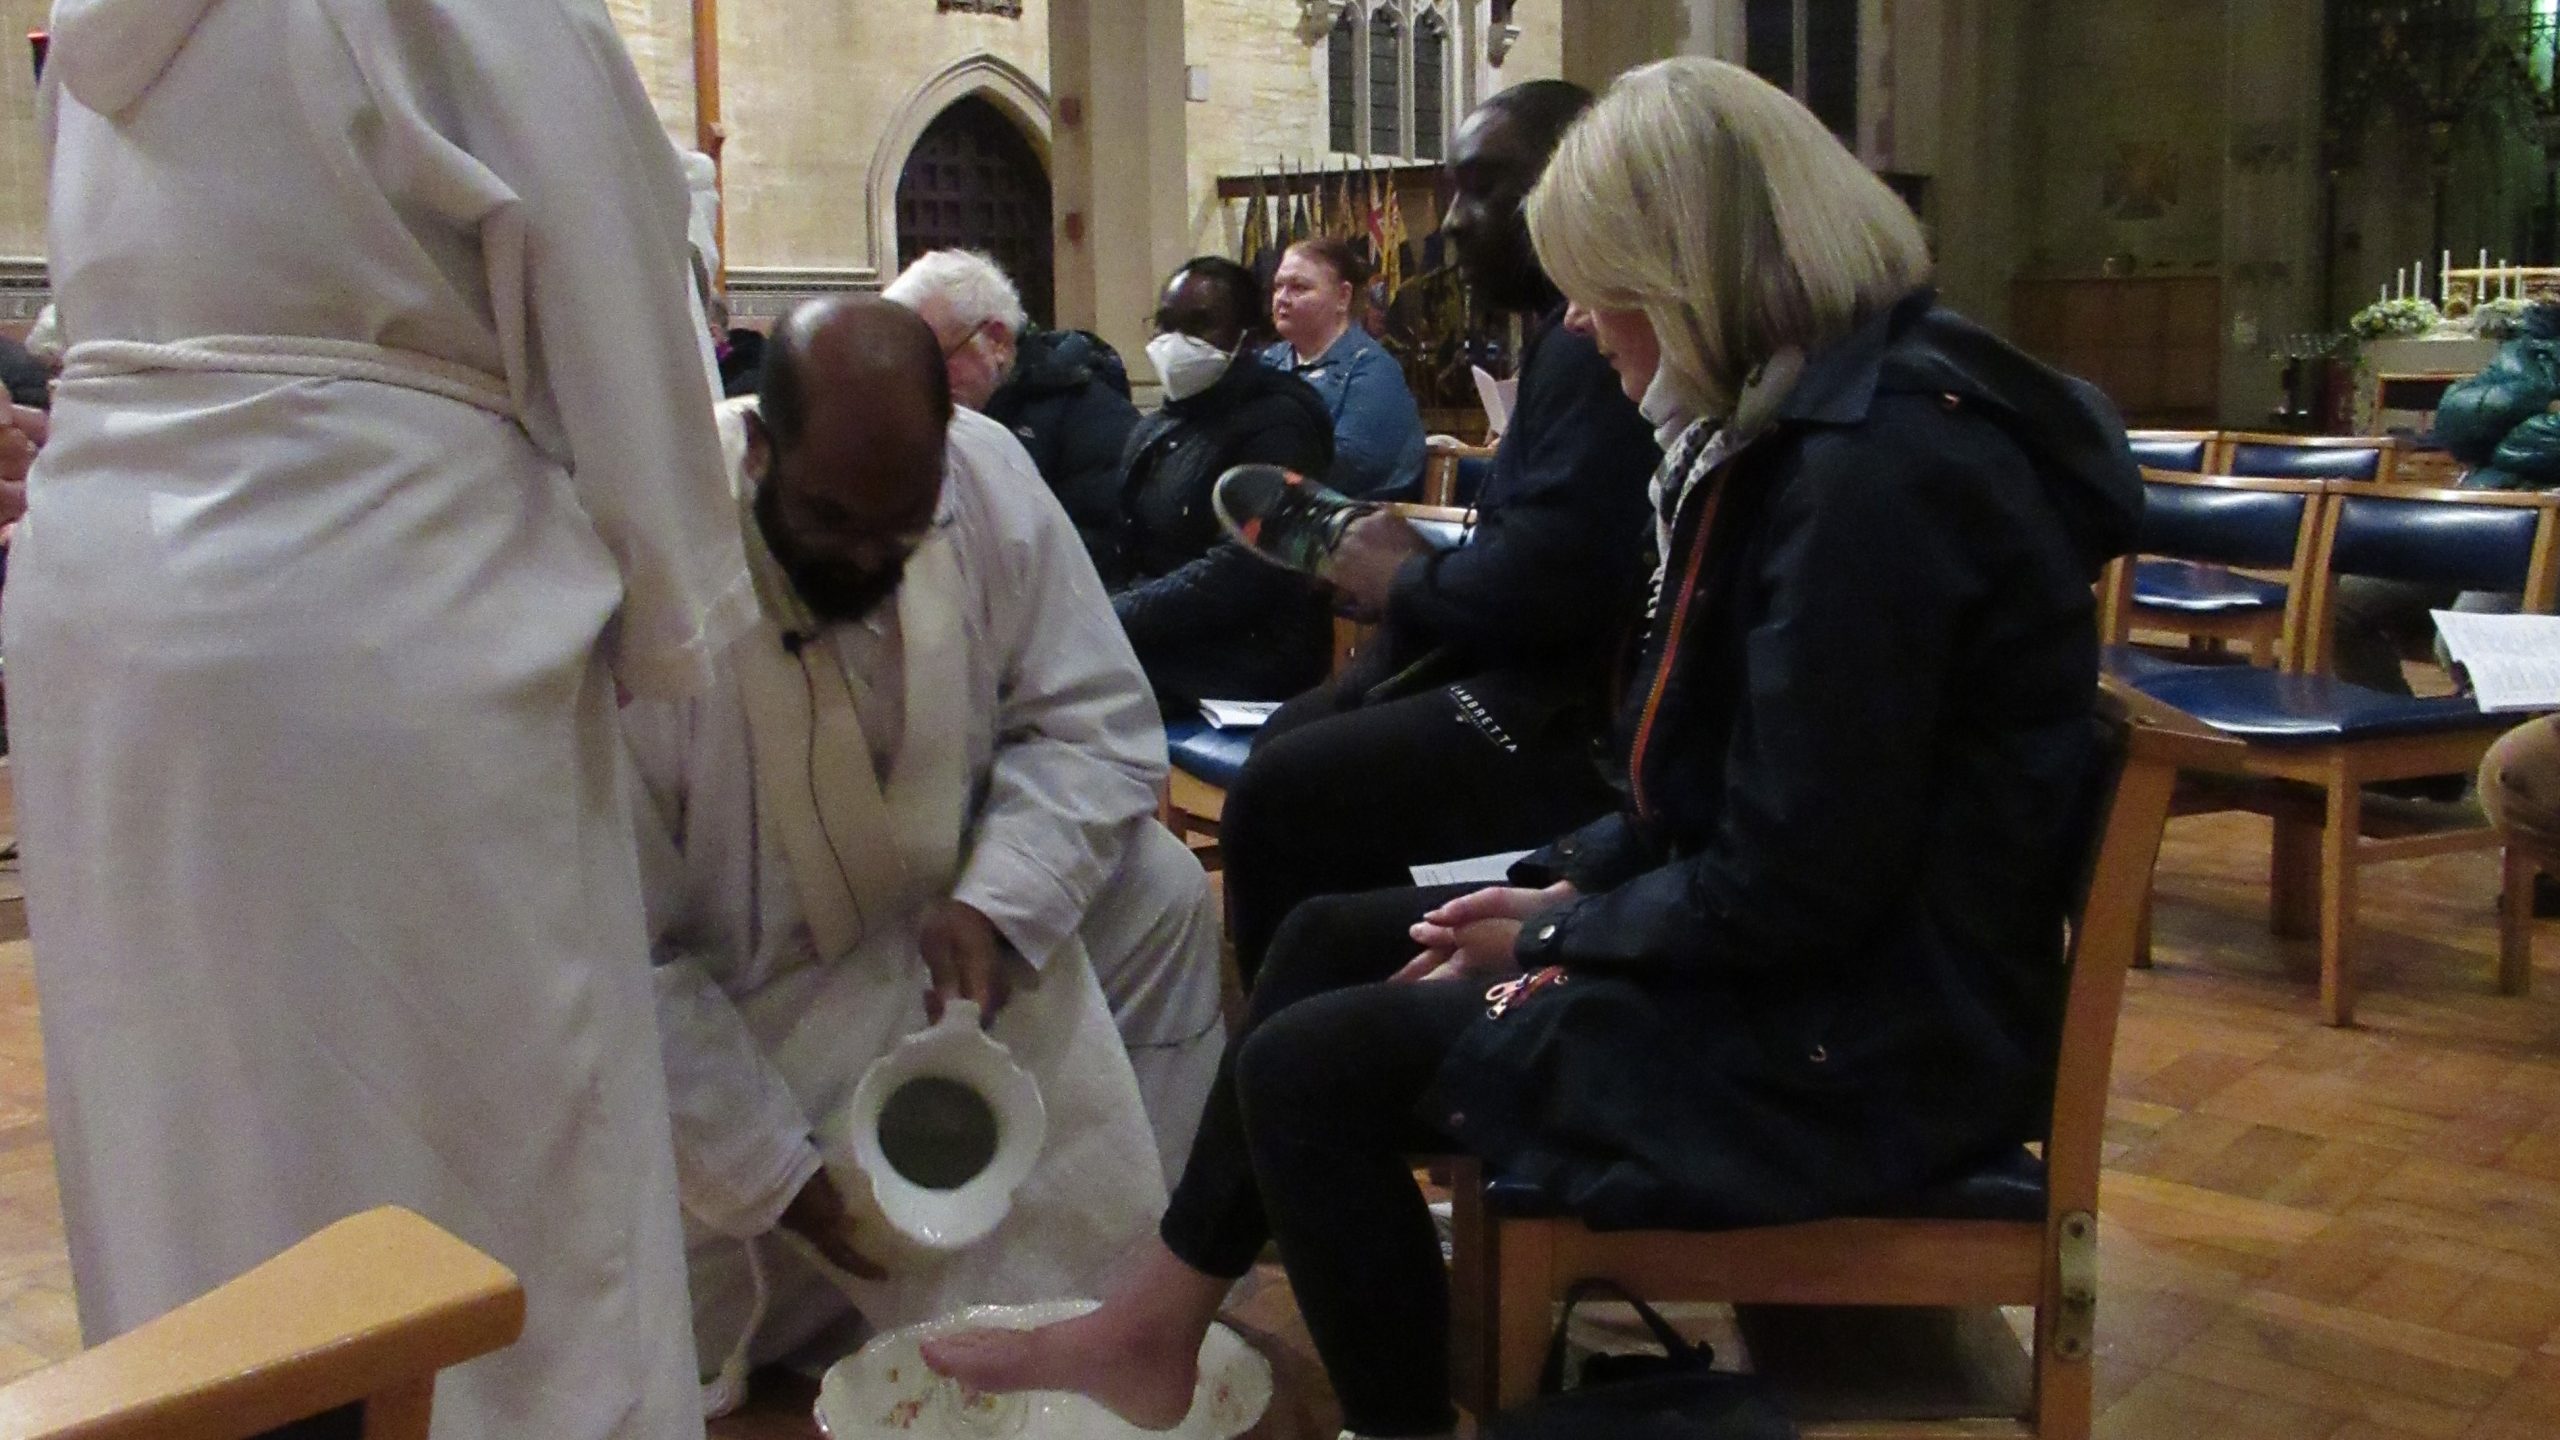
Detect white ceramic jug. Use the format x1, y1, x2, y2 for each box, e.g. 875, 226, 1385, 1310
813, 1001, 1048, 1272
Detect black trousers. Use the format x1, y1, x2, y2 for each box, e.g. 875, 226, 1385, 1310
1158, 884, 1480, 1438
1222, 669, 1618, 982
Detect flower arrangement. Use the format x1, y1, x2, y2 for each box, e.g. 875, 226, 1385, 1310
2348, 295, 2443, 340
2467, 296, 2532, 340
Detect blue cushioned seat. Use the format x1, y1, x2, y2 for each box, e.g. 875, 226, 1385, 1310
2128, 434, 2209, 472
2101, 643, 2208, 686
2130, 667, 2497, 744
2131, 559, 2288, 614
1483, 1147, 2048, 1226
2228, 441, 2383, 481
1163, 718, 1254, 788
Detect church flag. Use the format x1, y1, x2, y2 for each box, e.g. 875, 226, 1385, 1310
1379, 173, 1408, 302
1239, 169, 1271, 270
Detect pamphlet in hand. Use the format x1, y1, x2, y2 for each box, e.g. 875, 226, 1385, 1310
1471, 365, 1517, 441
1198, 700, 1282, 730
1410, 849, 1536, 888
2430, 610, 2560, 712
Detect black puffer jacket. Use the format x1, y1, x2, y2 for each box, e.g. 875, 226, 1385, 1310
1112, 357, 1336, 709
1430, 292, 2144, 1232
985, 329, 1141, 572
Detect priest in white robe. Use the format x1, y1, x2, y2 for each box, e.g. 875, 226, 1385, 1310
10, 3, 753, 1438
621, 298, 1223, 1410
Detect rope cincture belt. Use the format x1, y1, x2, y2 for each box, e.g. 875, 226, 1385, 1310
62, 335, 517, 420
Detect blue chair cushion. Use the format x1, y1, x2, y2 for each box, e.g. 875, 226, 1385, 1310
2102, 644, 2212, 686
2130, 667, 2504, 744
2228, 441, 2382, 481
1483, 1148, 2047, 1226
1164, 718, 1254, 788
2129, 435, 2208, 472
2138, 479, 2314, 568
2330, 492, 2542, 592
2131, 559, 2288, 615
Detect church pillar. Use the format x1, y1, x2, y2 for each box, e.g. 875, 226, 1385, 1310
1559, 0, 1709, 91
1047, 0, 1189, 368
2220, 0, 2323, 426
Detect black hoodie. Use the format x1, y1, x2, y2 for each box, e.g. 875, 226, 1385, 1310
984, 329, 1141, 567
1110, 353, 1338, 709
1431, 292, 2145, 1233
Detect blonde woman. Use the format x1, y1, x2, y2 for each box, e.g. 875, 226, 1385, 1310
926, 58, 2140, 1440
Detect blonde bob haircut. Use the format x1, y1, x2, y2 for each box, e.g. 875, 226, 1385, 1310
1526, 57, 1931, 421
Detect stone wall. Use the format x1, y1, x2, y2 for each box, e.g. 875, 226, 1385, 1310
1, 0, 50, 264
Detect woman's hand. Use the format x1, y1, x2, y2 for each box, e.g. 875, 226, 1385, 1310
1393, 881, 1574, 985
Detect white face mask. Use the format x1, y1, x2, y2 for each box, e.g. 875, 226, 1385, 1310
1147, 332, 1238, 402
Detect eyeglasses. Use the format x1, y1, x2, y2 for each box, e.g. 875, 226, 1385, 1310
943, 321, 993, 359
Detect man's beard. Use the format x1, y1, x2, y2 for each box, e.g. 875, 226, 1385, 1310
756, 480, 908, 626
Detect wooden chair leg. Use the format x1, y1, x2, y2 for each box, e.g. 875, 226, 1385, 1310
2499, 846, 2537, 997
1491, 1219, 1558, 1412
1447, 1163, 1493, 1420
360, 1380, 436, 1440
2270, 810, 2320, 940
2319, 779, 2361, 1027
2031, 1308, 2093, 1440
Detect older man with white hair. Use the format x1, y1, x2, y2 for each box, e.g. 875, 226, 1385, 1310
886, 250, 1141, 580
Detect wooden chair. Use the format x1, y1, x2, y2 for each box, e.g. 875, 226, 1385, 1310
2125, 482, 2560, 1023
0, 1207, 524, 1440
1421, 442, 1498, 507
2220, 430, 2396, 484
2098, 470, 2327, 668
1447, 688, 2224, 1440
1159, 503, 1479, 868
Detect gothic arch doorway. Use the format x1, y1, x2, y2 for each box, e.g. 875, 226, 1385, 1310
895, 95, 1055, 327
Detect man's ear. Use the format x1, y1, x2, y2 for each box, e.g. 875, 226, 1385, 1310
743, 409, 773, 482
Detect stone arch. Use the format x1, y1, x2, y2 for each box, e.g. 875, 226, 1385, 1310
867, 53, 1054, 278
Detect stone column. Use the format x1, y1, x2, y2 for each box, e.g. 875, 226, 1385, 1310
1048, 0, 1189, 367
1559, 0, 1697, 90
1910, 0, 2029, 332
2220, 0, 2323, 427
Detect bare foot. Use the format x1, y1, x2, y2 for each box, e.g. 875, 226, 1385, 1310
920, 1240, 1228, 1432
922, 1308, 1199, 1430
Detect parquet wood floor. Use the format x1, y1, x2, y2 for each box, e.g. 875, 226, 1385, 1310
0, 779, 2548, 1436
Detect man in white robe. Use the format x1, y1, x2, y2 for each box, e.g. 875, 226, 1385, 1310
11, 3, 751, 1437
622, 298, 1222, 1407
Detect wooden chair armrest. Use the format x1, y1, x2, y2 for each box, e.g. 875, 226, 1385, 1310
0, 1207, 524, 1440
2099, 674, 2250, 768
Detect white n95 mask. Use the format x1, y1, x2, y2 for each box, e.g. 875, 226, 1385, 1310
1147, 332, 1238, 401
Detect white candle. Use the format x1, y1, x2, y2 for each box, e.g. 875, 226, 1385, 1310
2417, 260, 2427, 301
2482, 248, 2493, 303
2380, 282, 2391, 304
2397, 267, 2408, 299
2443, 250, 2452, 303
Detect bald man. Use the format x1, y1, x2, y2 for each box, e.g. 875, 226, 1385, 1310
621, 298, 1217, 1414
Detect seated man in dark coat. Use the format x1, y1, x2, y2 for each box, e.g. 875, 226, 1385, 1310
1219, 81, 1662, 981
1110, 257, 1336, 713
887, 248, 1142, 575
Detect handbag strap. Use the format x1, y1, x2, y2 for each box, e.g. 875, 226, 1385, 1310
1538, 1276, 1713, 1395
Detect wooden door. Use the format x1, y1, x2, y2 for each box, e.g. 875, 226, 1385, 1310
895, 96, 1055, 327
